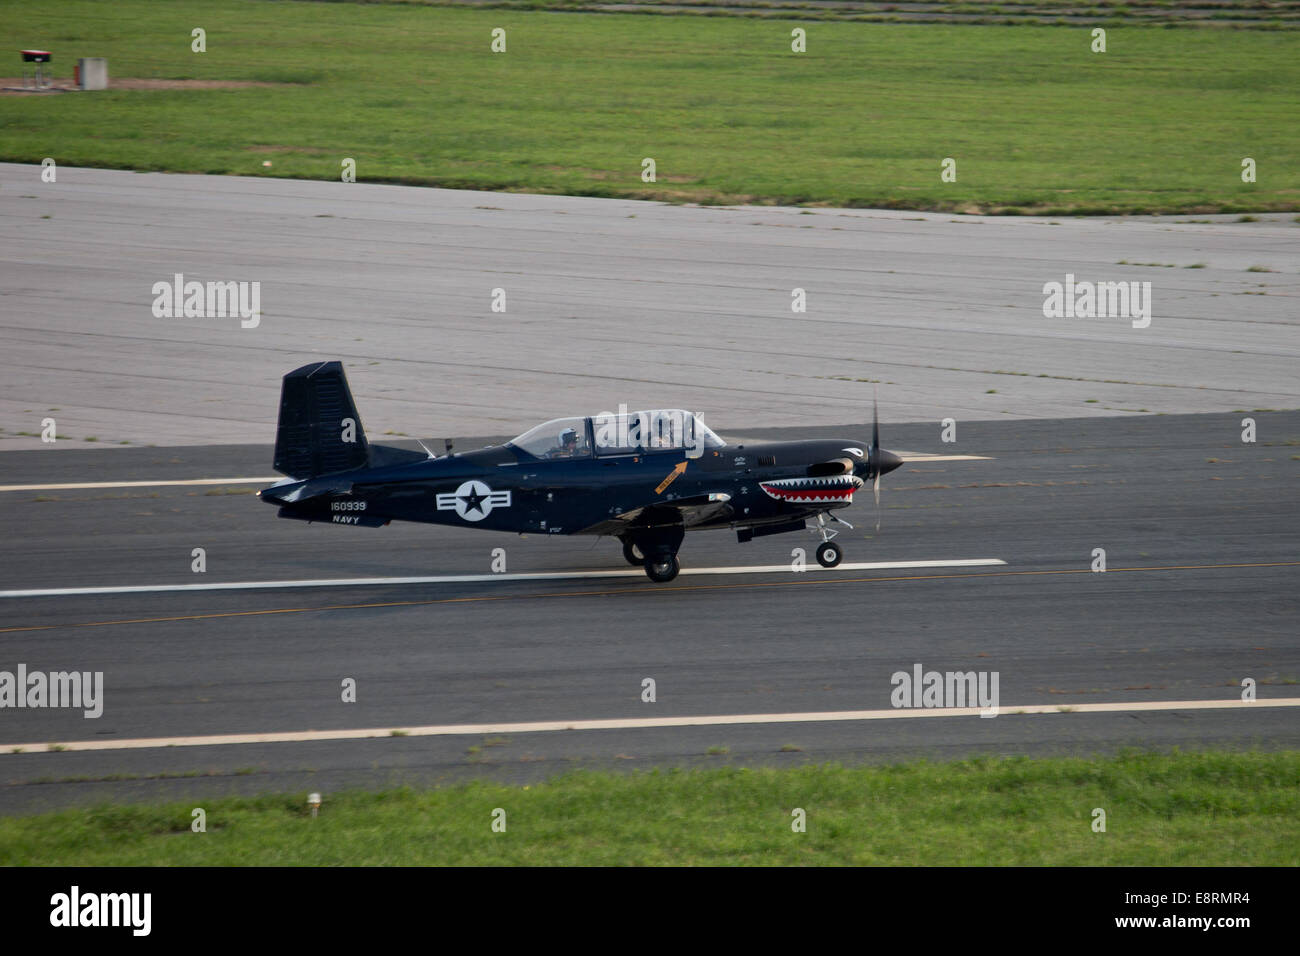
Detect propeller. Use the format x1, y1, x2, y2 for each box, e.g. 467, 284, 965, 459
865, 388, 903, 531
871, 389, 882, 531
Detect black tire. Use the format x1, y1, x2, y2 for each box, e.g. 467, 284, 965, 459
644, 554, 680, 583
621, 538, 644, 566
816, 541, 842, 568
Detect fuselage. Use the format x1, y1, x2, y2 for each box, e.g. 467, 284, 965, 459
261, 436, 887, 536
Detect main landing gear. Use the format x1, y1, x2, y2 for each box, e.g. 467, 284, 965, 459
644, 554, 680, 583
619, 524, 685, 583
813, 513, 851, 568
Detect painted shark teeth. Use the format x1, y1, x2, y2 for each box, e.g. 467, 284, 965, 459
759, 474, 864, 503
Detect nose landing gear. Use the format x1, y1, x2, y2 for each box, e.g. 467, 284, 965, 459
812, 513, 851, 568
815, 541, 842, 568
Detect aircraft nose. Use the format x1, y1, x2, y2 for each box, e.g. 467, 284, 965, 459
876, 449, 903, 476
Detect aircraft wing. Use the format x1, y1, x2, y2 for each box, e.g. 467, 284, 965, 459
578, 493, 734, 536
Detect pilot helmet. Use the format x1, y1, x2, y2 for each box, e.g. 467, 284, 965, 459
560, 427, 578, 445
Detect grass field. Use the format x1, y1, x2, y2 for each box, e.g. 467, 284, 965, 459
335, 0, 1300, 30
2, 750, 1297, 865
1, 1, 1297, 213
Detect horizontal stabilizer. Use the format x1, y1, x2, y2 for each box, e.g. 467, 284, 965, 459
259, 475, 353, 506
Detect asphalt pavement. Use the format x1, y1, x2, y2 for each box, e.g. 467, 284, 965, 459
0, 412, 1295, 813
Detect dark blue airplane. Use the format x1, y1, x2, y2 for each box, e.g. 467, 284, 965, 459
259, 361, 903, 582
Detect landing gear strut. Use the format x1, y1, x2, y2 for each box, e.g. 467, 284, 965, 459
813, 513, 850, 568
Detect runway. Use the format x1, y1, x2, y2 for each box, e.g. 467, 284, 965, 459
0, 412, 1295, 813
2, 162, 1297, 448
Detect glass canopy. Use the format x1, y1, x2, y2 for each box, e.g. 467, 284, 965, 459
508, 410, 724, 460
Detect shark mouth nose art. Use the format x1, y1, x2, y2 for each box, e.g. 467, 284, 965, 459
759, 475, 864, 504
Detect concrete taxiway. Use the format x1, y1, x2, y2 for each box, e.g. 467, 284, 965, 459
2, 162, 1297, 450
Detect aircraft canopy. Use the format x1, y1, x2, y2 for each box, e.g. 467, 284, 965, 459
508, 410, 725, 460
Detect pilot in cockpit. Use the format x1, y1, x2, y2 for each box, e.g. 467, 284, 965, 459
548, 427, 581, 459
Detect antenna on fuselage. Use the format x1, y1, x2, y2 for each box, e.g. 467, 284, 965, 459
416, 438, 437, 460
445, 438, 455, 457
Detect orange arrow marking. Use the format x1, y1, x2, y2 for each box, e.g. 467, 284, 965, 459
655, 460, 688, 494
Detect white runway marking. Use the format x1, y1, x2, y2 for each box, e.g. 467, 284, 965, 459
0, 477, 278, 492
899, 460, 987, 468
4, 698, 1295, 755
0, 559, 1007, 598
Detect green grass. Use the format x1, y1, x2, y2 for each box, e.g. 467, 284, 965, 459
2, 1, 1298, 213
2, 750, 1297, 865
244, 0, 1300, 30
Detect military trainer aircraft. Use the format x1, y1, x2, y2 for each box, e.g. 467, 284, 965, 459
259, 361, 903, 582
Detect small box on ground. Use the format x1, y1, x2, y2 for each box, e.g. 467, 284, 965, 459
78, 57, 107, 91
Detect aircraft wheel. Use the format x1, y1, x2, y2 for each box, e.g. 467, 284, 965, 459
644, 554, 680, 583
621, 538, 644, 566
816, 541, 843, 568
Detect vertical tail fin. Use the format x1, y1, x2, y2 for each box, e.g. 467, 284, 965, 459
273, 361, 369, 479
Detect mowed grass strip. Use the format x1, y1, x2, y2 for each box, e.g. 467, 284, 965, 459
2, 1, 1297, 213
2, 750, 1297, 865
